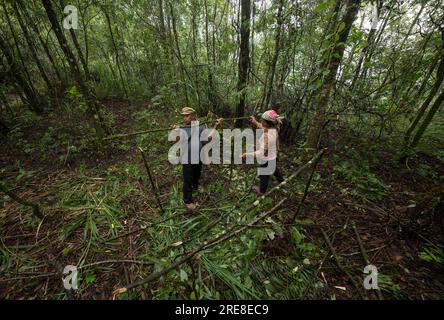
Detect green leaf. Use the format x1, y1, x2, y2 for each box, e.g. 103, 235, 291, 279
85, 272, 96, 284
333, 52, 342, 59
337, 22, 346, 33
180, 269, 188, 282
314, 2, 328, 13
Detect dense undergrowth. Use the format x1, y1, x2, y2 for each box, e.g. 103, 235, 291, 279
1, 99, 443, 300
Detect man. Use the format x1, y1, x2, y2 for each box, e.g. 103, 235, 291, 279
171, 107, 223, 211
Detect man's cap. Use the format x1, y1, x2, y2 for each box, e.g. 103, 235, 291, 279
180, 107, 196, 115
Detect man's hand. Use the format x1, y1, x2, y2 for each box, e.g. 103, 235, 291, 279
170, 124, 180, 143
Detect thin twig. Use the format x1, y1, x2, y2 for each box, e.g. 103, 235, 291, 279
320, 228, 367, 300
79, 259, 153, 269
138, 146, 165, 214
291, 149, 325, 223
352, 221, 384, 300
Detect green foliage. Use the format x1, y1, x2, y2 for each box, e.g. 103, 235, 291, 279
15, 167, 34, 182
378, 274, 406, 300
419, 245, 444, 265
134, 109, 157, 130
291, 227, 320, 261
333, 147, 391, 200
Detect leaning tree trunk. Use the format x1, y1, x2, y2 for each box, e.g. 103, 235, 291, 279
0, 34, 44, 114
168, 1, 190, 106
235, 0, 251, 127
58, 0, 91, 82
16, 0, 64, 85
262, 0, 284, 110
41, 0, 104, 139
103, 6, 128, 98
404, 28, 444, 148
305, 0, 361, 150
410, 88, 444, 149
204, 0, 217, 111
12, 2, 53, 92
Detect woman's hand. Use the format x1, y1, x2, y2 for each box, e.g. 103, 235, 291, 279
215, 118, 224, 127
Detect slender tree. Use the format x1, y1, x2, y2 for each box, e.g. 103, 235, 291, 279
41, 0, 104, 138
235, 0, 251, 126
306, 0, 361, 150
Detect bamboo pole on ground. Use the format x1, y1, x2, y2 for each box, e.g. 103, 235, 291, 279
0, 182, 43, 219
138, 147, 165, 214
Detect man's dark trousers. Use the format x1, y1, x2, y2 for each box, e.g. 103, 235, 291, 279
183, 163, 202, 204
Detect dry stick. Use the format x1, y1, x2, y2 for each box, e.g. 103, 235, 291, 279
0, 273, 58, 282
320, 228, 367, 300
113, 199, 286, 296
351, 221, 384, 300
301, 230, 338, 300
104, 117, 251, 140
79, 259, 153, 269
0, 182, 43, 219
290, 149, 325, 223
138, 147, 165, 214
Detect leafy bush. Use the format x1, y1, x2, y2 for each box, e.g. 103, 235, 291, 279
334, 160, 391, 201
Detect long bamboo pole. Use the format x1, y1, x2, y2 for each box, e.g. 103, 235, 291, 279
104, 117, 251, 141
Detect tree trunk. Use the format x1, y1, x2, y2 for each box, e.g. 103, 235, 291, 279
306, 0, 361, 150
359, 4, 393, 83
204, 0, 216, 111
263, 0, 284, 109
0, 34, 44, 114
13, 2, 53, 92
404, 28, 444, 147
41, 0, 104, 138
168, 1, 190, 106
103, 6, 128, 98
15, 0, 63, 85
410, 88, 444, 149
190, 0, 201, 109
58, 0, 91, 81
235, 0, 251, 127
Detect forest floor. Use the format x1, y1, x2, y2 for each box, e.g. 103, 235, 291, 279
1, 99, 443, 300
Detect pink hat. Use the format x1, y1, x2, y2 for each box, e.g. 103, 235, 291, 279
261, 110, 280, 124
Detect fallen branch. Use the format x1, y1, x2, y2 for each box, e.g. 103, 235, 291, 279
291, 148, 325, 223
0, 272, 57, 282
0, 182, 43, 219
138, 146, 165, 214
352, 221, 384, 300
79, 259, 154, 269
320, 228, 367, 300
113, 199, 285, 296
